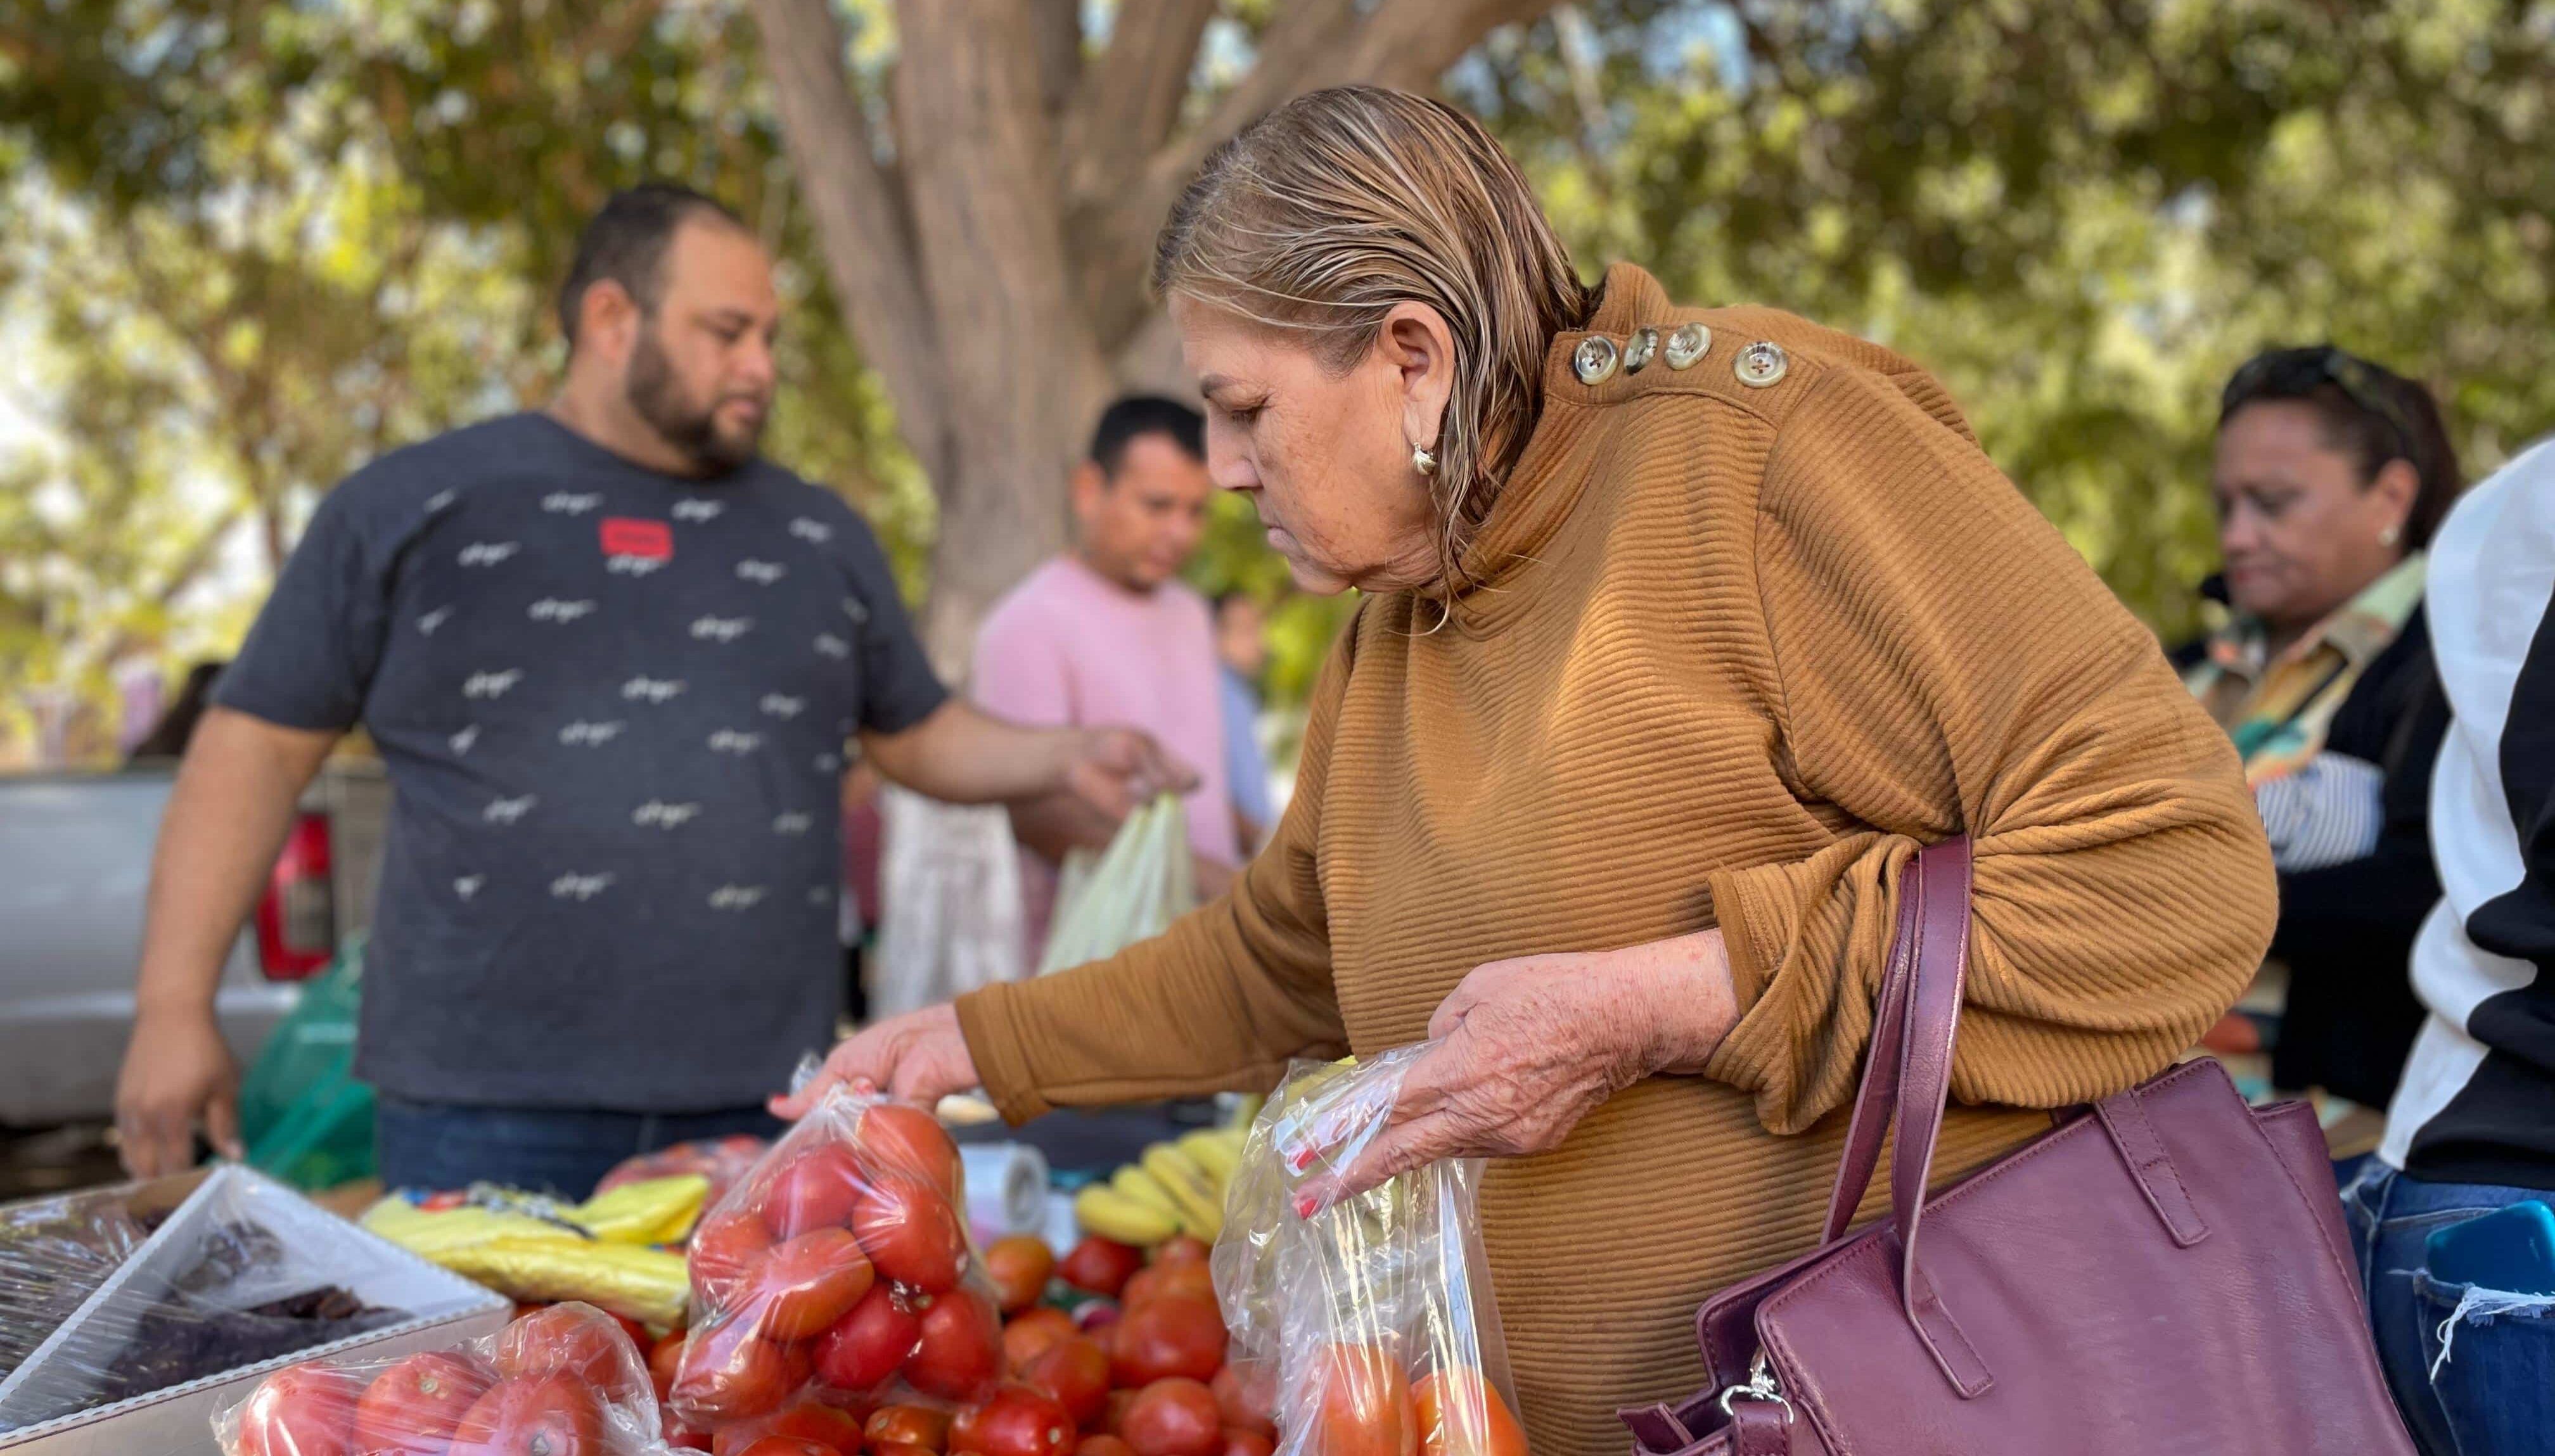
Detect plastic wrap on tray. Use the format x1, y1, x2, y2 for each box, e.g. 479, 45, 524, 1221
0, 1165, 503, 1435
1214, 1049, 1527, 1456
0, 1185, 151, 1383
667, 1083, 1002, 1445
212, 1300, 663, 1455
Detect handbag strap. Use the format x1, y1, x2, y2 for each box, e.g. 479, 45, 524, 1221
1814, 835, 1996, 1396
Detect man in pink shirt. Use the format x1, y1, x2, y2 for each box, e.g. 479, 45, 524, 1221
974, 397, 1240, 955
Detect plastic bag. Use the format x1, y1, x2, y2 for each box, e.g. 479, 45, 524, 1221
875, 786, 1027, 1016
669, 1084, 1002, 1441
212, 1301, 662, 1455
1214, 1048, 1527, 1456
239, 938, 376, 1192
359, 1177, 707, 1330
1037, 793, 1196, 974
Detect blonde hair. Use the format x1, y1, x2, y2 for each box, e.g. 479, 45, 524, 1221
1151, 86, 1596, 591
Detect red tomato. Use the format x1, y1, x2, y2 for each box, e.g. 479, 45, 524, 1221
1210, 1365, 1274, 1440
1119, 1264, 1214, 1311
449, 1373, 606, 1456
812, 1282, 923, 1394
951, 1383, 1079, 1456
857, 1103, 961, 1196
234, 1363, 363, 1456
1149, 1236, 1210, 1270
746, 1227, 877, 1341
1002, 1306, 1079, 1374
1120, 1379, 1222, 1456
693, 1209, 778, 1310
1107, 1298, 1226, 1387
876, 1443, 940, 1456
667, 1419, 717, 1451
494, 1305, 635, 1393
1219, 1431, 1274, 1456
712, 1402, 869, 1456
729, 1441, 836, 1456
650, 1330, 691, 1402
354, 1351, 497, 1455
867, 1403, 955, 1452
1022, 1335, 1111, 1426
670, 1317, 809, 1423
1077, 1438, 1138, 1456
904, 1287, 1003, 1400
1102, 1390, 1138, 1436
985, 1235, 1058, 1313
1057, 1237, 1144, 1298
1412, 1369, 1527, 1456
853, 1175, 968, 1293
764, 1146, 871, 1241
1307, 1345, 1416, 1456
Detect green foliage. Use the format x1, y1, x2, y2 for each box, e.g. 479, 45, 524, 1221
0, 0, 928, 758
1465, 0, 2555, 643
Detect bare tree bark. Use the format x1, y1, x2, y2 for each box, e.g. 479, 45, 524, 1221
756, 0, 1566, 670
750, 0, 958, 490
892, 0, 1117, 674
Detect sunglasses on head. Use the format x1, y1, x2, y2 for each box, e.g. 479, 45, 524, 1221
2223, 346, 2421, 464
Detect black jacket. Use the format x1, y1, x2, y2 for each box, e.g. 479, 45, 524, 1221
2268, 607, 2450, 1108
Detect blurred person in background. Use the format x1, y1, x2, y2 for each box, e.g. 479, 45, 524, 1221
1212, 591, 1278, 855
2191, 347, 2462, 1159
975, 396, 1245, 957
113, 184, 1184, 1197
2347, 437, 2555, 1456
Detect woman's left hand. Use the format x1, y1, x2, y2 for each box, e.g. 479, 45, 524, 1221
1295, 929, 1740, 1211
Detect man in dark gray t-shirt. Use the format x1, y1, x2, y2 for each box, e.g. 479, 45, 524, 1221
114, 186, 1187, 1196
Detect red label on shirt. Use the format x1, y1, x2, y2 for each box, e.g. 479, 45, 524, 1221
599, 517, 673, 559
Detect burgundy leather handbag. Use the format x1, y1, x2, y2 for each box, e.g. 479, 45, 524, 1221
1619, 836, 2417, 1455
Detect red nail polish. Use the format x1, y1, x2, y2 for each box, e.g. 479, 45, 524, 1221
1293, 1192, 1319, 1218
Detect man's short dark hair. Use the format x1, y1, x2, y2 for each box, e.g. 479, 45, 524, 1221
1089, 395, 1206, 478
556, 184, 750, 348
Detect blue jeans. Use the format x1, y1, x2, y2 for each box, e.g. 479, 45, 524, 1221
375, 1096, 783, 1199
2341, 1163, 2555, 1456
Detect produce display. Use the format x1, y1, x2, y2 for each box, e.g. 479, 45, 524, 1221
1215, 1051, 1526, 1456
214, 1300, 661, 1456
362, 1177, 708, 1329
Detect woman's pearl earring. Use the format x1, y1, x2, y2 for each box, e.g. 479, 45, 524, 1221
2381, 523, 2402, 547
1411, 442, 1438, 477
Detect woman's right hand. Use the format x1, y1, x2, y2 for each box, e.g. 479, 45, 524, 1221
770, 1002, 980, 1119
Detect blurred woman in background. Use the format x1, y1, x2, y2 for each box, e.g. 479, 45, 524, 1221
2191, 347, 2461, 1158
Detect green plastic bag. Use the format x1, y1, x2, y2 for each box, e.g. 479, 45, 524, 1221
1037, 794, 1196, 974
238, 935, 376, 1191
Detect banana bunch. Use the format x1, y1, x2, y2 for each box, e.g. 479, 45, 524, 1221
1073, 1127, 1245, 1246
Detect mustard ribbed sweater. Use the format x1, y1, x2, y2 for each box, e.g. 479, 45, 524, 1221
957, 264, 2275, 1455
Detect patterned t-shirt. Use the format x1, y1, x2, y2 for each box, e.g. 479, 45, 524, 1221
215, 412, 946, 1111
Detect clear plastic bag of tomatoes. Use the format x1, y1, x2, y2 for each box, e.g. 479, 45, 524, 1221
1213, 1048, 1528, 1456
211, 1301, 666, 1456
670, 1083, 1004, 1443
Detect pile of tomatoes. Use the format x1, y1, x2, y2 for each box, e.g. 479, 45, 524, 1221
224, 1303, 662, 1456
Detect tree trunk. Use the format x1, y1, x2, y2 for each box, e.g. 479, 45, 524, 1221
751, 0, 1566, 674
890, 0, 1117, 677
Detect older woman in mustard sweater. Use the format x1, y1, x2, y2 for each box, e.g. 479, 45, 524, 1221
783, 87, 2274, 1456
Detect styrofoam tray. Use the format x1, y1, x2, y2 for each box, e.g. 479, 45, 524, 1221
0, 1165, 506, 1450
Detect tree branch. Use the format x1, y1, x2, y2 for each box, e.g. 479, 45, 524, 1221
748, 0, 958, 488
1060, 0, 1217, 215
1028, 0, 1083, 119
1076, 0, 1564, 355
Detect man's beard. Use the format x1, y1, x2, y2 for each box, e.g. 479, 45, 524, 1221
626, 324, 764, 473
